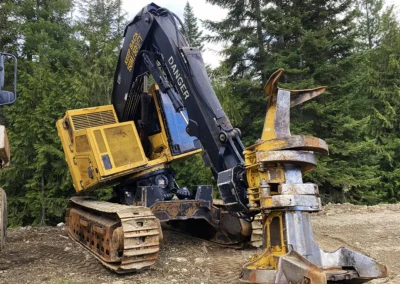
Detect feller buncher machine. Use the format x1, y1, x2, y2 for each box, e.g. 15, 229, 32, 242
57, 3, 388, 283
0, 52, 17, 251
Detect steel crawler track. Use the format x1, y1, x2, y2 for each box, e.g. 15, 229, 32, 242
66, 197, 161, 273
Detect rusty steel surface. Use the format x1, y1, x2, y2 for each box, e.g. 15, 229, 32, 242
278, 184, 319, 195
289, 87, 327, 108
275, 250, 327, 283
257, 150, 318, 173
0, 189, 6, 251
0, 126, 10, 166
274, 89, 291, 138
241, 248, 388, 284
150, 200, 213, 221
246, 136, 328, 154
67, 207, 121, 263
269, 195, 320, 210
153, 200, 252, 246
263, 68, 326, 109
319, 247, 389, 281
66, 197, 160, 273
264, 69, 285, 97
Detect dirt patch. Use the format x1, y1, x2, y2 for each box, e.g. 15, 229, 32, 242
0, 203, 398, 284
314, 203, 400, 284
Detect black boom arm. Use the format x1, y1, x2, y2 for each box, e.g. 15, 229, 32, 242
112, 3, 250, 214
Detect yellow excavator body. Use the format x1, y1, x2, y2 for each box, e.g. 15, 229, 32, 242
56, 86, 234, 274
57, 85, 201, 193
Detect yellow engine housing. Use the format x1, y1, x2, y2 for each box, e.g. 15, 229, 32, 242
57, 86, 201, 192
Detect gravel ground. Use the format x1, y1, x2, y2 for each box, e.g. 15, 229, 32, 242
0, 203, 398, 284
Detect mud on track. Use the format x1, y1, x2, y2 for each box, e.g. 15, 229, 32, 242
0, 203, 399, 284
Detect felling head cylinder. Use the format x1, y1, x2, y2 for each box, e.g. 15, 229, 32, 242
241, 69, 388, 284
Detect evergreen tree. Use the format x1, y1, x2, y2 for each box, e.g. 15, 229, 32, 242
75, 0, 125, 106
0, 0, 127, 226
0, 0, 126, 225
203, 0, 270, 143
360, 7, 400, 203
205, 0, 387, 203
311, 2, 400, 205
211, 65, 249, 126
0, 1, 19, 53
357, 0, 384, 50
0, 0, 85, 225
182, 1, 204, 51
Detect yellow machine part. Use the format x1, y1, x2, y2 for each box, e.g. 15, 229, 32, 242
57, 85, 201, 192
245, 212, 287, 271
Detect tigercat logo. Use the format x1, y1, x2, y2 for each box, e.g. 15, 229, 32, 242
124, 32, 143, 72
168, 56, 190, 100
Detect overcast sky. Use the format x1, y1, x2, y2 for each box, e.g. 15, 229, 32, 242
122, 0, 400, 68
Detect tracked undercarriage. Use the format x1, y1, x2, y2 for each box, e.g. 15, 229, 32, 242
66, 193, 251, 273
66, 197, 161, 273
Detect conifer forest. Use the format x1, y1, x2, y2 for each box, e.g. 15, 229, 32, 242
0, 0, 400, 226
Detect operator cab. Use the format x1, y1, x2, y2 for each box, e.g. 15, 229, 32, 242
157, 88, 200, 155
130, 79, 201, 160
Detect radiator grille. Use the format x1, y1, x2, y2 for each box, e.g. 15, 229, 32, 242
104, 125, 144, 168
71, 110, 116, 130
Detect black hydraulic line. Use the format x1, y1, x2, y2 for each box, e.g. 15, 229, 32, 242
156, 8, 191, 47
141, 52, 184, 112
171, 11, 191, 46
